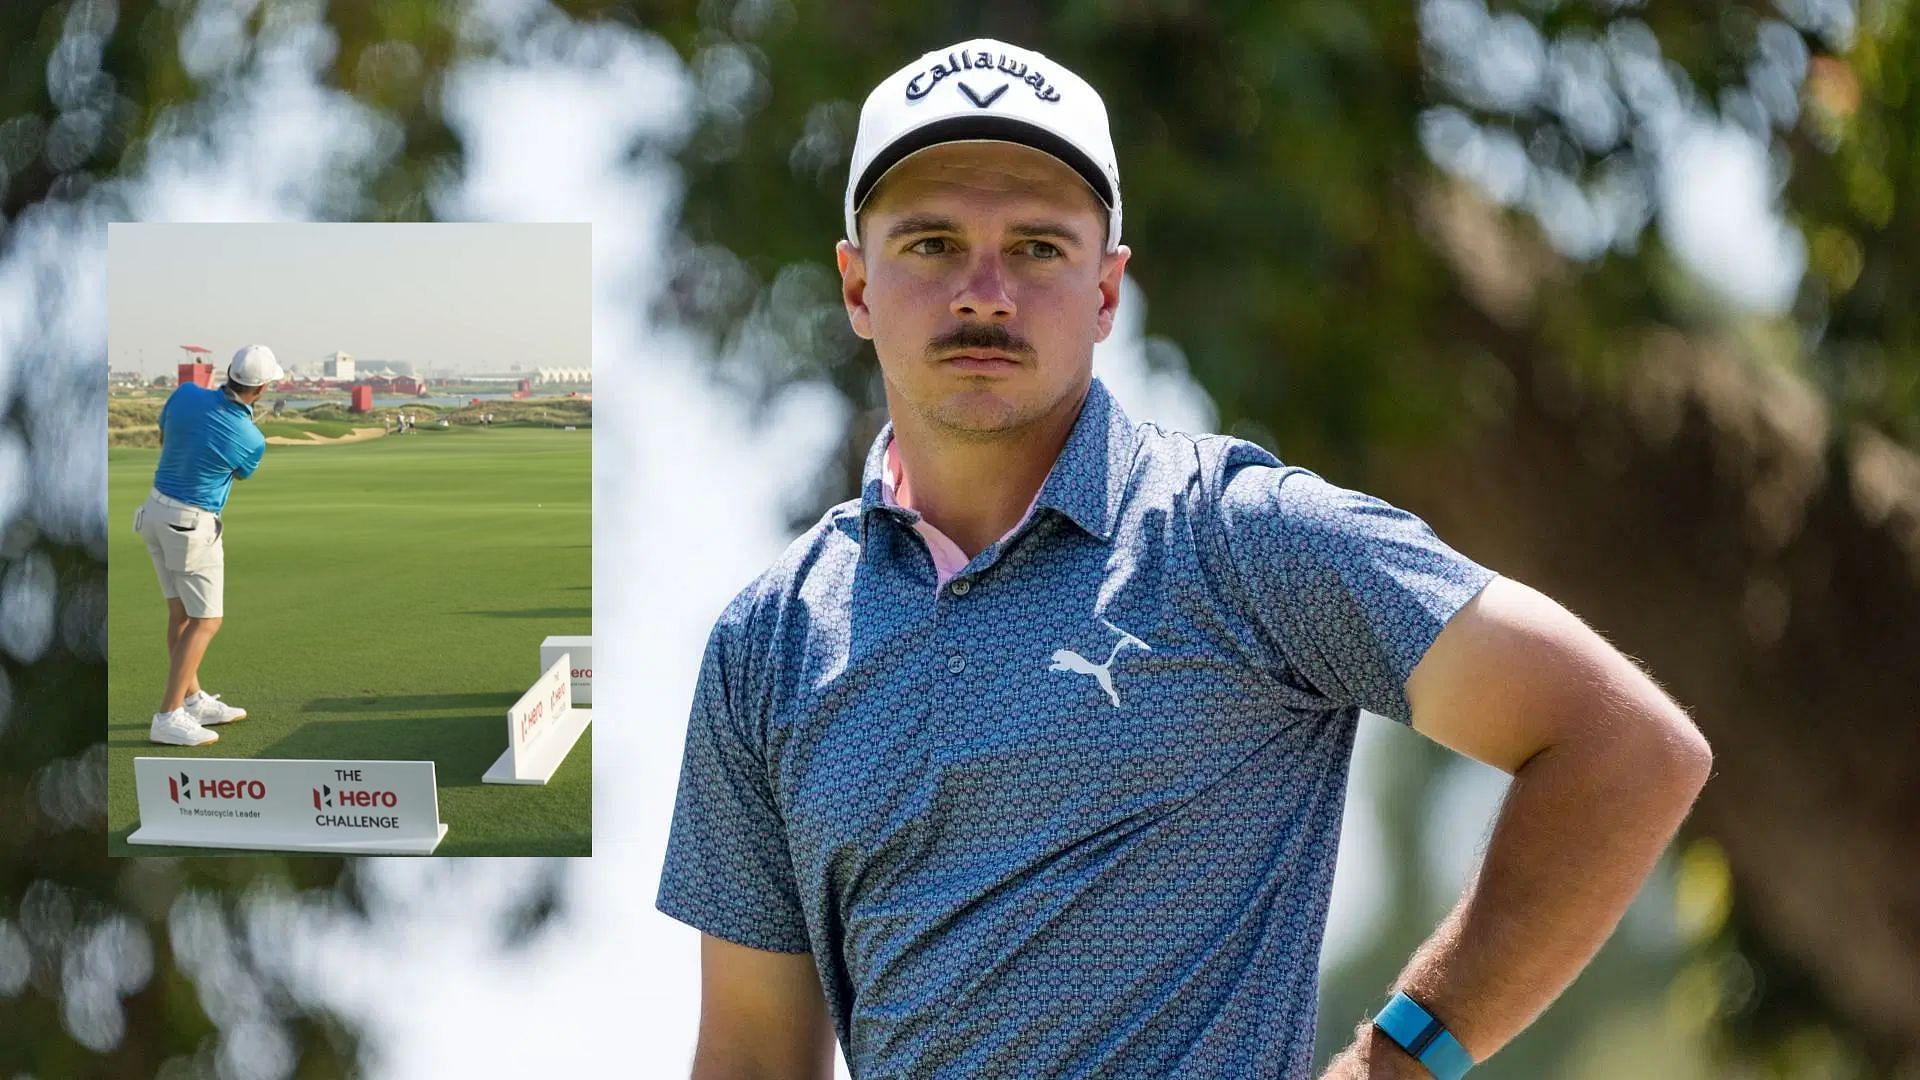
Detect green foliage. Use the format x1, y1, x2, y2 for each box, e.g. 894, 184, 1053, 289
647, 1, 1916, 476
1788, 1, 1920, 443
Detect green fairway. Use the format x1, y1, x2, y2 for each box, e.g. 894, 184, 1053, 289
108, 426, 591, 856
256, 418, 359, 438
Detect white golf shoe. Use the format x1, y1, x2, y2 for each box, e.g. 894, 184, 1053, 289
150, 708, 218, 746
184, 691, 247, 726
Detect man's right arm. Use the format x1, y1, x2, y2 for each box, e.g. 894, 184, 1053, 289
692, 934, 834, 1079
231, 434, 266, 480
660, 602, 832, 1077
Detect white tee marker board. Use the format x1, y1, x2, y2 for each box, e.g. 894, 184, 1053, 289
484, 652, 590, 785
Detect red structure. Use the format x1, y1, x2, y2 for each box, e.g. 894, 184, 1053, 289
359, 375, 427, 396
349, 385, 374, 413
177, 362, 213, 388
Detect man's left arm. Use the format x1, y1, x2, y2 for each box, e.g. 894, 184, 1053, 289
1322, 575, 1713, 1077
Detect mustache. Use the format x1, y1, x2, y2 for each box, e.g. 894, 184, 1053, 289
926, 324, 1034, 358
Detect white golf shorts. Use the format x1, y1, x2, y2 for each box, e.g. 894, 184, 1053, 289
135, 489, 225, 618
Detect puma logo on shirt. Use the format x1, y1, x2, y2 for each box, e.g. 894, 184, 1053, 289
1048, 621, 1150, 707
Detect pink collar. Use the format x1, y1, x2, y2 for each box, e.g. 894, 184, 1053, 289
881, 437, 1045, 590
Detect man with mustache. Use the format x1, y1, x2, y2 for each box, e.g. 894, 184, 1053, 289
658, 39, 1712, 1080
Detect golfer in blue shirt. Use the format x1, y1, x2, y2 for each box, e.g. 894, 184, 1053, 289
658, 39, 1713, 1080
135, 344, 281, 747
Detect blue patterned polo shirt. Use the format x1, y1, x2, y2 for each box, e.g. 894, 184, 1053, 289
656, 377, 1498, 1078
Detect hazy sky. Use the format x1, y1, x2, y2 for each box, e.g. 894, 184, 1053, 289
108, 223, 590, 376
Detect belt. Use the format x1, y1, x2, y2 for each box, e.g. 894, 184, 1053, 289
148, 488, 216, 515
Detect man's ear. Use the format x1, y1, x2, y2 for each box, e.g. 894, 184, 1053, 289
836, 240, 873, 341
1093, 244, 1131, 344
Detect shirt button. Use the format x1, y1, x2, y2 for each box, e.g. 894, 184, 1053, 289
949, 579, 971, 597
946, 655, 966, 674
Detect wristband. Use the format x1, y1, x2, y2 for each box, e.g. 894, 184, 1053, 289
1371, 991, 1473, 1079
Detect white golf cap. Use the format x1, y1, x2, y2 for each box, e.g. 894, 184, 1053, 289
844, 38, 1122, 252
227, 344, 284, 387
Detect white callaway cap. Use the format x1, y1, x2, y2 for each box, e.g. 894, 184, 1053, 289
228, 344, 284, 387
844, 38, 1122, 253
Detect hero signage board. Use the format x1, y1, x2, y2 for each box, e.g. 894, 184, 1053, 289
540, 635, 592, 706
130, 757, 448, 855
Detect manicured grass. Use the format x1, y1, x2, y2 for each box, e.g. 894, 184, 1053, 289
257, 418, 360, 438
108, 427, 591, 856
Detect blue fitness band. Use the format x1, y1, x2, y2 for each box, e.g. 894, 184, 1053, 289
1372, 991, 1474, 1079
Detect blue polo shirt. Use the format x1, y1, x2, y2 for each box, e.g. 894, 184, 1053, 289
152, 384, 267, 513
656, 377, 1498, 1079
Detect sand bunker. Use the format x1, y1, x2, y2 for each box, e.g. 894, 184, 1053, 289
264, 426, 388, 446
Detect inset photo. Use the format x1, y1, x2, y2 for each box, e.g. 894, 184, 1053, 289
106, 223, 592, 856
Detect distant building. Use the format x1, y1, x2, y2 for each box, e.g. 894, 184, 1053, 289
108, 371, 144, 387
359, 374, 424, 394
324, 351, 355, 380
534, 366, 591, 385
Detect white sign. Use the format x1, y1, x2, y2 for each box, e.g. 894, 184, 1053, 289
129, 757, 448, 855
485, 652, 591, 785
540, 634, 592, 705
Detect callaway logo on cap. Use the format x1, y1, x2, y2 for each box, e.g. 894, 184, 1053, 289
844, 38, 1123, 253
